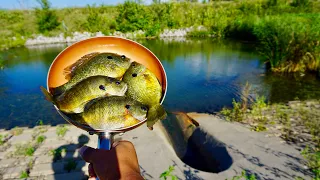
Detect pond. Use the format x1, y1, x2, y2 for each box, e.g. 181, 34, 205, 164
0, 38, 320, 129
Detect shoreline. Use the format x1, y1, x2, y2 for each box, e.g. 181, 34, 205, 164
23, 27, 207, 47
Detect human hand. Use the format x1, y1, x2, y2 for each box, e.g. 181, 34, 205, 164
79, 141, 144, 180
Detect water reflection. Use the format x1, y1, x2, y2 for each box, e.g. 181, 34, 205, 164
0, 39, 319, 129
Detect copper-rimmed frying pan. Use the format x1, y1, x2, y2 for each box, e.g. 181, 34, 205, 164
46, 36, 167, 150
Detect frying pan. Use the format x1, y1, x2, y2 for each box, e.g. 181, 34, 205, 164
46, 36, 167, 150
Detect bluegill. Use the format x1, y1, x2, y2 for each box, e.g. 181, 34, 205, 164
41, 76, 127, 113
51, 52, 131, 96
122, 62, 166, 130
68, 96, 148, 130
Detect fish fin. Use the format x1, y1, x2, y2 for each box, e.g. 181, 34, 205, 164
40, 86, 55, 104
65, 113, 87, 126
146, 104, 167, 130
63, 52, 100, 80
83, 97, 105, 111
50, 85, 67, 97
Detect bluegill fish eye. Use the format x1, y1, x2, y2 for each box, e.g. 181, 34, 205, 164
116, 81, 121, 85
99, 85, 105, 90
141, 106, 148, 111
132, 73, 137, 77
121, 55, 126, 59
125, 105, 130, 109
132, 64, 136, 67
107, 56, 113, 59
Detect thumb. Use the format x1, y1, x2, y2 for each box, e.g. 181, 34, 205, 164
79, 145, 98, 163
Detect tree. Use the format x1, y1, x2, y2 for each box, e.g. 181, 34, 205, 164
35, 0, 60, 33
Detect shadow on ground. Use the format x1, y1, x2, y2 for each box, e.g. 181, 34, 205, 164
51, 134, 89, 180
161, 112, 233, 173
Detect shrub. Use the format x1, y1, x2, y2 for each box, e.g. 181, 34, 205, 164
116, 1, 153, 32
82, 5, 110, 34
35, 0, 60, 33
253, 14, 320, 72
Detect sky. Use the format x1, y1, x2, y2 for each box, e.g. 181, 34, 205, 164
0, 0, 153, 9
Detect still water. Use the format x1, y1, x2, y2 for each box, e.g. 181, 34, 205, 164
0, 38, 319, 129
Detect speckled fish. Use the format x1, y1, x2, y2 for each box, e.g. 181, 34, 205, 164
68, 96, 148, 130
40, 76, 128, 113
122, 62, 167, 130
51, 52, 131, 96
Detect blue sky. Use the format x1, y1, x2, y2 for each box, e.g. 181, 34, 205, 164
0, 0, 153, 9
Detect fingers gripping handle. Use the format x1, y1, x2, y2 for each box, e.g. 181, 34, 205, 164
98, 133, 114, 150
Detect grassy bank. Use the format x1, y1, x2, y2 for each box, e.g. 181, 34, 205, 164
1, 0, 320, 73
219, 82, 320, 179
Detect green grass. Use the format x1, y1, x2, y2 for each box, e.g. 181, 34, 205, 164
160, 165, 178, 180
227, 170, 257, 180
0, 134, 6, 145
14, 144, 35, 156
56, 125, 68, 138
301, 146, 320, 179
36, 135, 46, 144
11, 127, 23, 136
20, 170, 29, 178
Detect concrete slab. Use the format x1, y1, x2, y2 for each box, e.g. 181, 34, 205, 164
2, 165, 27, 179
29, 162, 66, 176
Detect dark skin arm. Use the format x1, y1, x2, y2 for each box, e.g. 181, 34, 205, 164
79, 141, 144, 180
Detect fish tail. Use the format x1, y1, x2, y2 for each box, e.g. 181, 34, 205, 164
51, 85, 67, 97
147, 104, 167, 130
40, 86, 55, 104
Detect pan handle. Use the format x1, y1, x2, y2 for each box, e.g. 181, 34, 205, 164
97, 132, 114, 150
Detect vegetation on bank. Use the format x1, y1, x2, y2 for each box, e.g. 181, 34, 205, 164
0, 0, 320, 72
220, 82, 320, 179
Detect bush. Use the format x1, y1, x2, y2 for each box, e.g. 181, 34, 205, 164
116, 1, 153, 32
35, 0, 60, 33
82, 5, 110, 34
253, 14, 320, 72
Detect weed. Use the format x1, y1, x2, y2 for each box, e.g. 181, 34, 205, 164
36, 135, 46, 144
11, 127, 23, 136
220, 99, 244, 122
227, 170, 257, 180
20, 170, 29, 178
56, 125, 68, 138
37, 120, 44, 126
14, 144, 35, 156
301, 146, 320, 179
251, 124, 267, 132
0, 134, 5, 145
49, 147, 66, 161
160, 165, 178, 180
